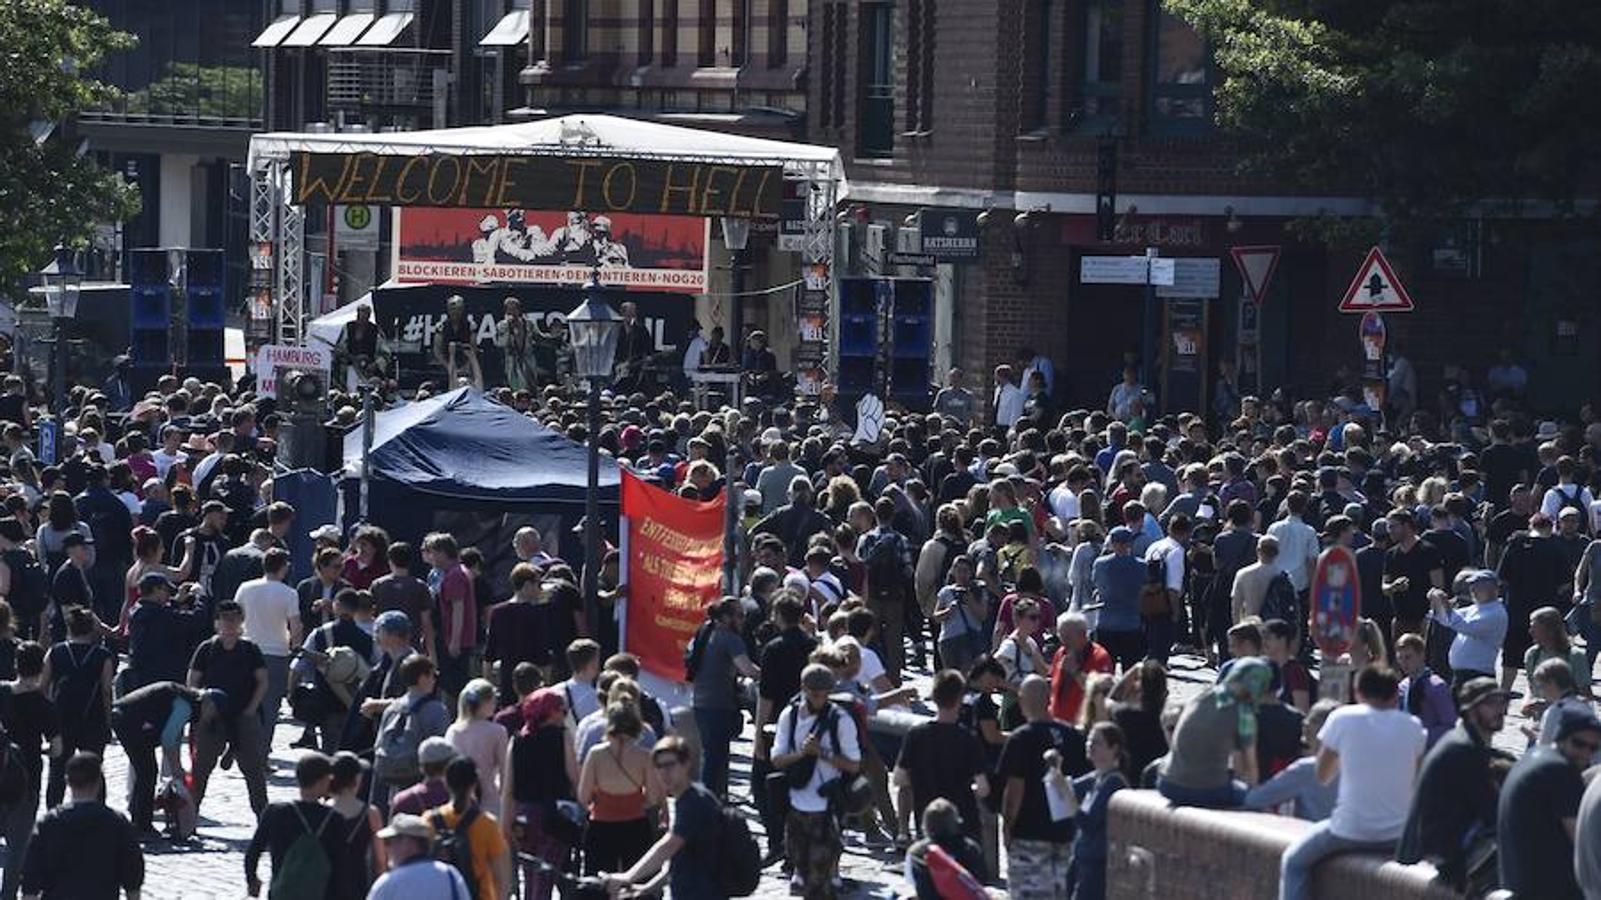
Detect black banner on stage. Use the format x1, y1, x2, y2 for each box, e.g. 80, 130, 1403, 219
292, 152, 783, 219
369, 283, 695, 389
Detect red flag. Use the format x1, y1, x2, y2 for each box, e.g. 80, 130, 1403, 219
620, 471, 726, 681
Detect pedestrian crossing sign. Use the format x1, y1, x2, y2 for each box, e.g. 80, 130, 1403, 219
1338, 246, 1415, 313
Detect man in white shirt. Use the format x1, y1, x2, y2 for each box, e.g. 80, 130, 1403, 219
681, 321, 708, 377
1019, 347, 1055, 399
235, 547, 302, 757
555, 638, 603, 729
1144, 515, 1191, 663
771, 665, 861, 896
1266, 491, 1320, 595
1107, 366, 1145, 421
993, 365, 1024, 430
1279, 665, 1425, 900
150, 425, 187, 479
1540, 456, 1595, 525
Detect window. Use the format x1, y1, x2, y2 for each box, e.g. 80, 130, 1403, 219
1022, 0, 1054, 132
906, 0, 934, 132
697, 0, 717, 67
858, 1, 894, 157
1149, 4, 1212, 134
731, 0, 751, 67
1076, 0, 1122, 128
639, 0, 655, 64
563, 0, 588, 61
767, 0, 789, 67
662, 0, 679, 66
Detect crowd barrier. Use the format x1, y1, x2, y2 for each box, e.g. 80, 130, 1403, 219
1106, 790, 1460, 900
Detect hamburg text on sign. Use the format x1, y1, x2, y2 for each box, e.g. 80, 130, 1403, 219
255, 344, 333, 399
293, 152, 783, 219
1338, 246, 1415, 313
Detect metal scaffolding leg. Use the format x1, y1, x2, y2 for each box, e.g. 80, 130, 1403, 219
802, 163, 839, 385
273, 161, 306, 346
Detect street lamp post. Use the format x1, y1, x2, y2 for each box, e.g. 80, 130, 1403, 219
39, 246, 83, 418
718, 218, 751, 595
566, 270, 622, 609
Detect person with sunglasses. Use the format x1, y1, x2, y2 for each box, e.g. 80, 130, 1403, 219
1496, 706, 1601, 899
601, 736, 726, 899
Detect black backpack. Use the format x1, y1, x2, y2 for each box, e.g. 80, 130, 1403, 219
3, 549, 47, 622
1261, 571, 1298, 626
864, 532, 907, 603
716, 801, 763, 896
431, 808, 482, 900
683, 619, 715, 681
1556, 486, 1592, 534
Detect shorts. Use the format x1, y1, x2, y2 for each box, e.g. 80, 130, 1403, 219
1006, 838, 1071, 899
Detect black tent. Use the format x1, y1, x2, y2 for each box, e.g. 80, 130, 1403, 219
341, 387, 618, 587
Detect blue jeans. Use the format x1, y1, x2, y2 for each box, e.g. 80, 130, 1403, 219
1156, 775, 1247, 809
1279, 820, 1394, 900
694, 706, 740, 800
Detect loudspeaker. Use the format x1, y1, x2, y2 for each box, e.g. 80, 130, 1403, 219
128, 249, 172, 366
184, 249, 225, 365
889, 279, 933, 410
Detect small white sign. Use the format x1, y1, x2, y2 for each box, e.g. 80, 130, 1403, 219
255, 344, 332, 398
335, 204, 380, 249
1157, 258, 1221, 298
1081, 255, 1178, 286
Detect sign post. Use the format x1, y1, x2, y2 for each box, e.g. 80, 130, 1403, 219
1311, 545, 1362, 702
1359, 311, 1388, 412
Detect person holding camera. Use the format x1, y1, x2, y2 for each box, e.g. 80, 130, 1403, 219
771, 664, 862, 899
126, 572, 208, 692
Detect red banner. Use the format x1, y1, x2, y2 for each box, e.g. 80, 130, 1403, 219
621, 471, 726, 681
393, 207, 708, 292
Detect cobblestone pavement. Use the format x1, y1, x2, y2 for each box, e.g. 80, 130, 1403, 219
5, 650, 1551, 899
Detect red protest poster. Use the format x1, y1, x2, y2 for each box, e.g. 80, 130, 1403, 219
621, 471, 726, 681
393, 207, 709, 292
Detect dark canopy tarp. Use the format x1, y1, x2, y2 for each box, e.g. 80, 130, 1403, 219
343, 386, 619, 505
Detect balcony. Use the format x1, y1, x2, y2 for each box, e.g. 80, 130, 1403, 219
326, 49, 451, 113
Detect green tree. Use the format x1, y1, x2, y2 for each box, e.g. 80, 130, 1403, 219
125, 62, 263, 123
0, 0, 141, 295
1166, 0, 1601, 244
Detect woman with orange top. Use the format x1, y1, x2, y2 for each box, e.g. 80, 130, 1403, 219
576, 702, 662, 877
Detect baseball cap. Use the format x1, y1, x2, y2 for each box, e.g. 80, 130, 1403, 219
138, 572, 176, 593
201, 499, 228, 515
1465, 570, 1498, 588
308, 524, 341, 543
417, 737, 458, 767
1108, 526, 1136, 545
374, 610, 412, 636
1554, 706, 1601, 743
61, 532, 93, 549
376, 813, 434, 841
1453, 677, 1507, 713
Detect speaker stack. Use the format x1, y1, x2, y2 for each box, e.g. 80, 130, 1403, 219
127, 248, 231, 394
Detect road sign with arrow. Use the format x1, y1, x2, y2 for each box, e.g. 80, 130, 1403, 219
1338, 246, 1415, 313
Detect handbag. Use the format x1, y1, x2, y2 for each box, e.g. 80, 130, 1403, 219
542, 798, 586, 847
819, 772, 874, 818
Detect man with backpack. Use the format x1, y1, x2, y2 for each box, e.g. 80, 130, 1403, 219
1141, 514, 1190, 664
46, 532, 93, 642
426, 756, 511, 900
291, 588, 374, 753
770, 664, 862, 899
372, 655, 449, 807
753, 595, 817, 861
110, 681, 224, 838
1540, 456, 1595, 528
186, 600, 270, 817
243, 752, 337, 899
0, 520, 49, 641
40, 607, 115, 809
859, 496, 914, 681
687, 597, 760, 800
19, 752, 143, 900
602, 736, 754, 900
74, 466, 133, 626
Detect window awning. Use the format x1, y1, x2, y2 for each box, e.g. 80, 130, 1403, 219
320, 13, 376, 46
356, 12, 415, 47
251, 14, 302, 48
479, 9, 531, 47
280, 13, 339, 47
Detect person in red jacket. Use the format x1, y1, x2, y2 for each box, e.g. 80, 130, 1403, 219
1048, 611, 1115, 724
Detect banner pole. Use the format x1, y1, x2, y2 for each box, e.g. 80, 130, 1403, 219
723, 442, 738, 596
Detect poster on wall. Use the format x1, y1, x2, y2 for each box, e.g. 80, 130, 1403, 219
394, 208, 709, 293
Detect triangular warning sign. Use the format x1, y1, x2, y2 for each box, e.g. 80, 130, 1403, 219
1339, 246, 1415, 313
1230, 245, 1281, 305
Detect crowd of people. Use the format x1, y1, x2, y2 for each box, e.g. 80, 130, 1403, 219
0, 334, 1594, 900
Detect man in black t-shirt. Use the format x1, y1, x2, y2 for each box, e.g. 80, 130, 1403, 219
1382, 510, 1446, 644
1497, 708, 1600, 898
180, 501, 231, 600
895, 670, 989, 841
244, 753, 337, 899
1479, 421, 1529, 517
187, 601, 268, 816
0, 642, 57, 900
1484, 486, 1532, 569
602, 736, 728, 900
19, 753, 143, 900
110, 681, 220, 833
997, 675, 1088, 898
40, 607, 115, 809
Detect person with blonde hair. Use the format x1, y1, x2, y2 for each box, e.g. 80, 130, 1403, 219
1078, 673, 1115, 730
445, 678, 508, 818
577, 702, 662, 876
1522, 605, 1590, 698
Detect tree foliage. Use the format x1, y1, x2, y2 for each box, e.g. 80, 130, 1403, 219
0, 0, 141, 296
1166, 0, 1601, 242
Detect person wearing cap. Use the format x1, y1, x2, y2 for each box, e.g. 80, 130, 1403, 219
391, 737, 459, 818
1427, 571, 1507, 690
1091, 525, 1149, 668
1496, 706, 1601, 898
126, 569, 207, 691
1395, 676, 1511, 887
341, 610, 417, 753
770, 664, 861, 898
1278, 665, 1425, 900
111, 680, 224, 835
44, 530, 94, 641
367, 813, 470, 899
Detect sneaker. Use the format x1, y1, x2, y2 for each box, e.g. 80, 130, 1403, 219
862, 826, 894, 848
220, 749, 235, 771
761, 848, 786, 868
290, 732, 319, 750
789, 875, 804, 895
